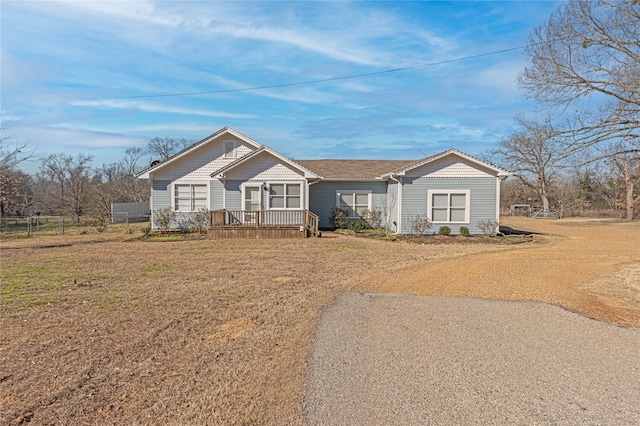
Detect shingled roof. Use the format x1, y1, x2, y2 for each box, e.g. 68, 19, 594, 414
296, 160, 416, 180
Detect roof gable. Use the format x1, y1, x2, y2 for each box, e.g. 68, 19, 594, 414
136, 127, 261, 179
384, 149, 510, 178
211, 146, 318, 179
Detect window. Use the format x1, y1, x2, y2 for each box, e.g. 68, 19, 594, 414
428, 190, 470, 223
269, 183, 301, 209
174, 184, 207, 211
337, 191, 371, 218
224, 140, 236, 159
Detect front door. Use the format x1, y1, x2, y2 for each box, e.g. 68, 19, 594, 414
244, 185, 261, 224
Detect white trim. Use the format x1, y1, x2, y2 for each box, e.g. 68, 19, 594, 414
241, 182, 263, 211
389, 176, 403, 233
150, 182, 155, 229
496, 178, 501, 223
335, 190, 373, 218
172, 181, 210, 212
267, 182, 303, 210
427, 189, 470, 223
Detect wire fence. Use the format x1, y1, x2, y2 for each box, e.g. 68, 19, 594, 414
0, 214, 150, 238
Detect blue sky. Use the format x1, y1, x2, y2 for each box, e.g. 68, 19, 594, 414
1, 0, 560, 172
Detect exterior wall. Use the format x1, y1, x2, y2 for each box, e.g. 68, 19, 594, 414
148, 135, 258, 228
210, 180, 224, 210
224, 152, 305, 181
223, 179, 308, 212
308, 180, 389, 229
223, 180, 243, 211
400, 177, 497, 235
151, 180, 171, 210
220, 152, 309, 213
404, 156, 496, 178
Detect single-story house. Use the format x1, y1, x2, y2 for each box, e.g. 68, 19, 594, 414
136, 127, 510, 237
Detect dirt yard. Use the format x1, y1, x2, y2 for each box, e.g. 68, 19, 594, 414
1, 217, 638, 425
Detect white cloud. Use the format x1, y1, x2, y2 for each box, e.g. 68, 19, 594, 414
71, 100, 256, 119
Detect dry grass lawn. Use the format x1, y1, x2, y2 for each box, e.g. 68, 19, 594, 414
1, 217, 638, 425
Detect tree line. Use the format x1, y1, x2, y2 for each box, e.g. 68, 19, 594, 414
491, 0, 639, 219
0, 134, 191, 223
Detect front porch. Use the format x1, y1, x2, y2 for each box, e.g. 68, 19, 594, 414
208, 209, 320, 239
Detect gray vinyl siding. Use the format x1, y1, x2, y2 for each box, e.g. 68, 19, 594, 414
151, 180, 171, 210
151, 180, 170, 229
210, 180, 224, 210
400, 177, 497, 235
224, 180, 243, 211
308, 181, 389, 229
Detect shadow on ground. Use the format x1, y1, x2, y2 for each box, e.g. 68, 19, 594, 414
499, 225, 540, 236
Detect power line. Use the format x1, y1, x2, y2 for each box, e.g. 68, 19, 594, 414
113, 45, 528, 100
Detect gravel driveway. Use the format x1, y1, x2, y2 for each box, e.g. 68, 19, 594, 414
305, 293, 640, 425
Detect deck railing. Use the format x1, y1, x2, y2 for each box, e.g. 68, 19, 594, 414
210, 209, 319, 236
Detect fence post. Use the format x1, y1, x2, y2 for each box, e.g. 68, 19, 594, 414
27, 217, 32, 237
60, 216, 65, 235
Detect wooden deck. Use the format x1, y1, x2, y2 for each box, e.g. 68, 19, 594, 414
208, 209, 320, 239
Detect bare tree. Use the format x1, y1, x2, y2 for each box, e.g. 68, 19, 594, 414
148, 137, 192, 161
114, 147, 149, 202
519, 0, 640, 156
491, 115, 573, 212
611, 152, 640, 219
39, 153, 94, 222
120, 146, 145, 175
0, 116, 35, 220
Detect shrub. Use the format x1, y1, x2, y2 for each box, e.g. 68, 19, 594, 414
410, 214, 432, 234
459, 226, 470, 237
187, 208, 210, 234
438, 226, 451, 235
88, 212, 108, 233
361, 209, 382, 229
347, 219, 367, 232
330, 207, 350, 229
141, 226, 151, 237
477, 219, 498, 236
154, 207, 176, 230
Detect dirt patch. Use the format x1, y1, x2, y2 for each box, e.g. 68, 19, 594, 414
357, 217, 640, 328
1, 218, 638, 424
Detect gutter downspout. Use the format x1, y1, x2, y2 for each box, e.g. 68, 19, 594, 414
148, 172, 155, 229
306, 178, 320, 211
496, 175, 507, 234
220, 174, 226, 210
389, 175, 403, 234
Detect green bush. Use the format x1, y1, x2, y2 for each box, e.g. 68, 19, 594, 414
347, 219, 367, 232
438, 226, 451, 235
459, 226, 470, 237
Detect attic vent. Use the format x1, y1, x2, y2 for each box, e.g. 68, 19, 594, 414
224, 140, 236, 159
150, 160, 161, 167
